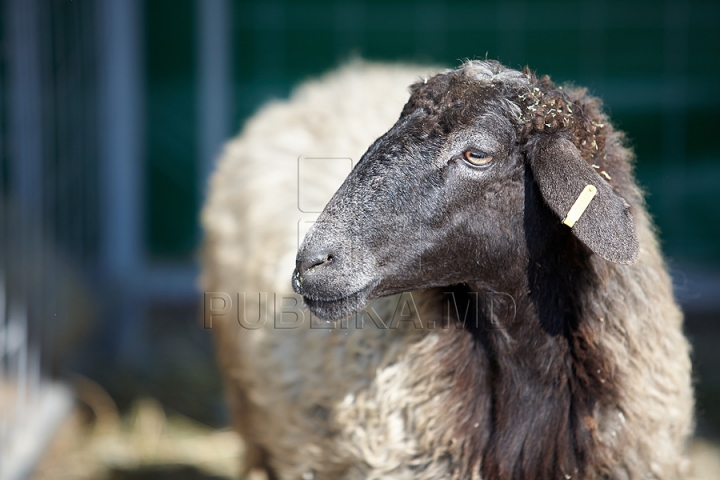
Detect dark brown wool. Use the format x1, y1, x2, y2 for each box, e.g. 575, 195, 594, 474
399, 64, 635, 478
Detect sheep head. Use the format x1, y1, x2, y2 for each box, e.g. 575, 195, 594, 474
293, 61, 638, 321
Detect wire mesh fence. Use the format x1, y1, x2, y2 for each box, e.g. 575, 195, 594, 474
1, 0, 96, 477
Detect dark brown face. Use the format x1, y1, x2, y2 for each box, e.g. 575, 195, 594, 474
293, 76, 528, 320
293, 68, 638, 321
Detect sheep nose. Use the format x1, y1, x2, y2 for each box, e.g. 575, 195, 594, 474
297, 251, 334, 275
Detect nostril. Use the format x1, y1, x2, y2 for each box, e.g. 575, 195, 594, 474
299, 253, 333, 274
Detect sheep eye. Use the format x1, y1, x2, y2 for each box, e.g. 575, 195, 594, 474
462, 149, 492, 167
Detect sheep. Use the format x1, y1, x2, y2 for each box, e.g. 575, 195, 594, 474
201, 60, 694, 480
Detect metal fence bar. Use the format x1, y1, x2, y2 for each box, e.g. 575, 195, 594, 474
197, 0, 232, 203
96, 0, 147, 364
97, 0, 144, 284
3, 1, 43, 474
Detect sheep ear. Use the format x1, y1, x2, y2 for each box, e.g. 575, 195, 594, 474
528, 135, 639, 265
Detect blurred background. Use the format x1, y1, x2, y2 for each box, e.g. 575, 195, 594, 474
0, 0, 718, 478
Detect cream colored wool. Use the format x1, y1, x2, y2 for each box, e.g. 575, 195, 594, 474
200, 61, 694, 479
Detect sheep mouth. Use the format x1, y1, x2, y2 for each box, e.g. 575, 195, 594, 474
301, 286, 374, 321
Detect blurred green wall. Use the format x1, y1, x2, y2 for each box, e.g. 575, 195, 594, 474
145, 0, 720, 267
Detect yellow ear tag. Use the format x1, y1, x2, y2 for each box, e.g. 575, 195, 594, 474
562, 184, 597, 228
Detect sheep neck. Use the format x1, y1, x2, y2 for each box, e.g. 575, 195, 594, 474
444, 178, 617, 479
